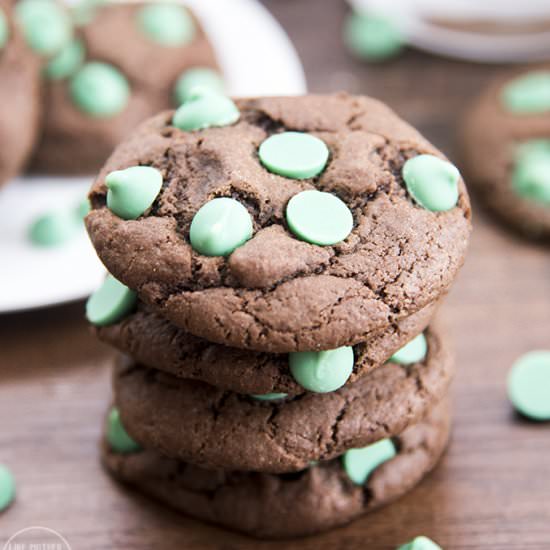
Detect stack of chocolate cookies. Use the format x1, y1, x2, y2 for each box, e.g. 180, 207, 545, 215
85, 93, 471, 538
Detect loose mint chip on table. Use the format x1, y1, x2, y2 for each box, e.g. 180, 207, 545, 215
508, 350, 550, 421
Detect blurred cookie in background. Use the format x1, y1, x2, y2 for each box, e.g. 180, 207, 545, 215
460, 66, 550, 239
31, 1, 223, 175
0, 0, 43, 187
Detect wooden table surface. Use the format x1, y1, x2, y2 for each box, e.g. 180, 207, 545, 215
2, 0, 550, 548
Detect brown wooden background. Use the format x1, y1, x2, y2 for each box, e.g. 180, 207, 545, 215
2, 0, 550, 548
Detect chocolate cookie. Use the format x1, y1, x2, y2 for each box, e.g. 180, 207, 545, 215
460, 67, 550, 238
0, 0, 41, 186
103, 398, 451, 539
32, 1, 220, 174
113, 326, 453, 473
96, 300, 437, 395
86, 93, 471, 352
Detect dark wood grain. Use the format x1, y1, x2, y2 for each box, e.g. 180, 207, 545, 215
2, 0, 550, 547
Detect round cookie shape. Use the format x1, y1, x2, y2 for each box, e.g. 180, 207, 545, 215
0, 464, 15, 512
403, 155, 460, 212
103, 399, 450, 539
106, 407, 141, 454
259, 132, 329, 180
501, 71, 550, 114
30, 1, 220, 174
512, 140, 550, 205
286, 190, 353, 245
136, 3, 195, 47
70, 62, 130, 117
95, 301, 436, 395
460, 66, 550, 238
289, 347, 354, 393
106, 166, 163, 220
44, 38, 85, 80
112, 326, 452, 472
508, 351, 550, 420
86, 94, 471, 352
0, 0, 41, 187
189, 198, 253, 256
86, 275, 137, 327
15, 0, 72, 56
172, 92, 239, 131
174, 67, 224, 105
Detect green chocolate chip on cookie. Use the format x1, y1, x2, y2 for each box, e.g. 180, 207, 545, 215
44, 38, 85, 80
502, 71, 550, 114
106, 165, 163, 220
136, 3, 195, 46
286, 190, 353, 246
344, 11, 403, 61
190, 197, 253, 257
289, 346, 354, 393
508, 350, 550, 421
0, 8, 9, 50
251, 393, 288, 401
403, 154, 460, 212
86, 275, 137, 327
398, 536, 443, 550
107, 407, 141, 454
259, 132, 329, 180
28, 209, 80, 247
174, 67, 225, 105
512, 140, 550, 204
15, 0, 72, 56
342, 438, 396, 485
0, 464, 15, 512
390, 333, 427, 365
172, 92, 239, 131
70, 62, 130, 117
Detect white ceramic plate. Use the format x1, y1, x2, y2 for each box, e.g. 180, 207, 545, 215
350, 0, 550, 63
0, 0, 306, 314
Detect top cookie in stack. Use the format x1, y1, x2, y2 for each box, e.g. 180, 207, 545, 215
86, 93, 471, 354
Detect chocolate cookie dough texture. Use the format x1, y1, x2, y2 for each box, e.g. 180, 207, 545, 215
86, 93, 471, 537
31, 1, 221, 174
460, 66, 550, 238
0, 0, 42, 187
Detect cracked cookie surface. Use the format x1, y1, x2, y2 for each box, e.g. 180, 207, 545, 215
103, 398, 450, 538
113, 325, 452, 473
0, 0, 41, 186
87, 93, 471, 352
32, 2, 218, 174
97, 299, 437, 395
